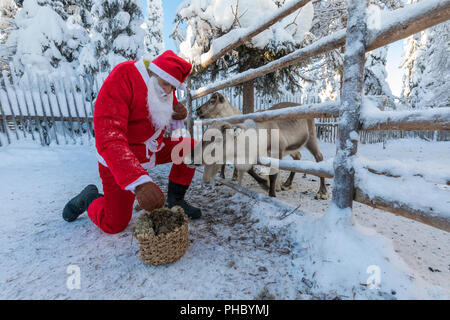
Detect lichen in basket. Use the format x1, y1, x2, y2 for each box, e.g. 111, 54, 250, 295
135, 206, 186, 236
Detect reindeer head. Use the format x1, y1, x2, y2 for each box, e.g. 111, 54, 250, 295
186, 121, 257, 184
195, 92, 239, 119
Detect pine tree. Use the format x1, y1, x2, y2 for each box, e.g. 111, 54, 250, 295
78, 0, 145, 75
6, 0, 89, 75
417, 21, 450, 109
401, 0, 426, 109
0, 0, 17, 69
144, 0, 164, 60
172, 0, 315, 112
0, 0, 17, 42
307, 0, 402, 104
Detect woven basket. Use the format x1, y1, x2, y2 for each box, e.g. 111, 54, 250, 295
135, 206, 189, 266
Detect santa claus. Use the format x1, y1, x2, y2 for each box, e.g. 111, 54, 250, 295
62, 50, 201, 234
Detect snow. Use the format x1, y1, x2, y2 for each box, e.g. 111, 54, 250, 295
258, 157, 334, 177
143, 0, 164, 60
77, 0, 144, 75
354, 157, 450, 219
176, 0, 314, 65
6, 0, 88, 75
360, 97, 450, 129
366, 4, 382, 31
0, 138, 449, 299
191, 28, 347, 99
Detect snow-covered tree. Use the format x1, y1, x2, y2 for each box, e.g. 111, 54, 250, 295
307, 0, 402, 104
144, 0, 164, 60
78, 0, 145, 75
416, 21, 450, 109
0, 0, 17, 42
6, 0, 89, 75
402, 0, 449, 109
172, 0, 315, 112
364, 47, 393, 97
0, 0, 17, 68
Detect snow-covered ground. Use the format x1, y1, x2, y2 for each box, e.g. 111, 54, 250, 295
0, 138, 449, 299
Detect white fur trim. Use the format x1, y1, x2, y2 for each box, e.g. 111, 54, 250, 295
134, 59, 151, 86
149, 62, 183, 89
125, 175, 153, 194
96, 149, 107, 167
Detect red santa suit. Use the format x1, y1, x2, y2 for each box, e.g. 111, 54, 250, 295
87, 52, 196, 234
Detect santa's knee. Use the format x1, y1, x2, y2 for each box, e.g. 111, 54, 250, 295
102, 220, 130, 234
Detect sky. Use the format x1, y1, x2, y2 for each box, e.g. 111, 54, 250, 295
142, 0, 405, 97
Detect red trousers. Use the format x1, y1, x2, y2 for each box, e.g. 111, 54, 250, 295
87, 136, 196, 234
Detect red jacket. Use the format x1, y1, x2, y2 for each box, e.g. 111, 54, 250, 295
94, 60, 178, 189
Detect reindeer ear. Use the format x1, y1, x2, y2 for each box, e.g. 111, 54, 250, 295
218, 93, 225, 103
219, 122, 233, 132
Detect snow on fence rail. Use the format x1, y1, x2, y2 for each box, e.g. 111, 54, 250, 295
184, 0, 450, 232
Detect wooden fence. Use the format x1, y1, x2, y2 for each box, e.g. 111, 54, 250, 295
183, 0, 450, 232
1, 67, 447, 146
191, 91, 450, 144
0, 69, 108, 146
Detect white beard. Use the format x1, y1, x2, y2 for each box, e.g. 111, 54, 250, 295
147, 76, 174, 130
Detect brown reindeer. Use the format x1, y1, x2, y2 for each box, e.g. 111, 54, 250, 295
193, 92, 328, 198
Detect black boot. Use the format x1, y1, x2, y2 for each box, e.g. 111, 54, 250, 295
167, 181, 202, 219
63, 185, 103, 222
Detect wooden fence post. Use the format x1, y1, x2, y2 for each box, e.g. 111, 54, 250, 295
1, 75, 20, 140
23, 72, 45, 146
186, 77, 194, 138
0, 88, 11, 145
332, 0, 368, 210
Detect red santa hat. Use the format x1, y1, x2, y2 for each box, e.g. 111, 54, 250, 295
148, 50, 192, 91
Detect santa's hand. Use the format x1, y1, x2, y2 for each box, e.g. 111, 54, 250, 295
172, 103, 187, 120
135, 182, 165, 212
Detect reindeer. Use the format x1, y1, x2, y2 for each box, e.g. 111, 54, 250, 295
193, 92, 328, 199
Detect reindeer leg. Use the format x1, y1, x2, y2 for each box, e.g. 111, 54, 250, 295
269, 173, 278, 197
237, 170, 245, 186
306, 138, 328, 200
247, 167, 270, 190
220, 164, 226, 179
282, 151, 301, 191
215, 165, 225, 186
232, 166, 238, 181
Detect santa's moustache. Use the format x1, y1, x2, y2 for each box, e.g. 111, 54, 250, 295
147, 76, 174, 130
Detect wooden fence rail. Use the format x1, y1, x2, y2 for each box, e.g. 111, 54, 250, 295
0, 68, 107, 146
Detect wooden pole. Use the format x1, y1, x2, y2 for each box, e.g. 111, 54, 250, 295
200, 100, 340, 126
23, 72, 45, 146
2, 72, 27, 139
186, 77, 194, 138
0, 88, 11, 144
354, 188, 450, 233
361, 108, 450, 131
332, 0, 367, 210
257, 157, 334, 179
196, 168, 302, 218
0, 76, 20, 140
37, 76, 59, 145
366, 0, 450, 52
